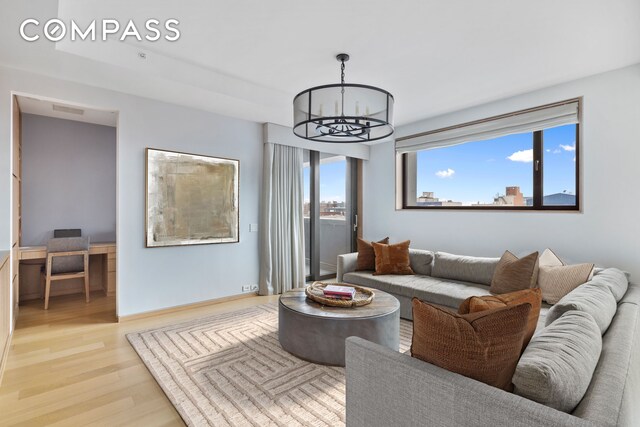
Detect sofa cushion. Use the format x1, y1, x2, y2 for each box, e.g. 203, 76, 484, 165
458, 288, 542, 351
411, 298, 531, 391
546, 281, 617, 334
343, 272, 492, 309
343, 272, 417, 294
572, 298, 640, 426
513, 310, 602, 413
490, 251, 539, 294
372, 240, 414, 275
356, 237, 389, 271
408, 249, 434, 276
591, 268, 629, 302
431, 252, 499, 286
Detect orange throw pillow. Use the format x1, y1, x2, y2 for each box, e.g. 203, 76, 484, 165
458, 288, 542, 351
372, 240, 414, 275
411, 298, 531, 391
356, 237, 390, 271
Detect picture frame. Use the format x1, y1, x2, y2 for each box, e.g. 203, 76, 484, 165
145, 148, 240, 247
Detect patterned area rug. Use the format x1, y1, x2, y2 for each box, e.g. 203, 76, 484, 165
128, 303, 412, 426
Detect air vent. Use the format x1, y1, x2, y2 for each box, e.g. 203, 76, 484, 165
52, 104, 84, 115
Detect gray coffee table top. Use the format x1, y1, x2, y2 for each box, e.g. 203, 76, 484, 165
279, 287, 400, 319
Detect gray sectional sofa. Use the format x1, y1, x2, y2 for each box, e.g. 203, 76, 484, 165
337, 249, 640, 427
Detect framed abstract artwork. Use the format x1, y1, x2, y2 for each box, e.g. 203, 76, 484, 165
145, 148, 240, 247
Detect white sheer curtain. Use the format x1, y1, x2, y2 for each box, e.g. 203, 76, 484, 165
259, 143, 306, 295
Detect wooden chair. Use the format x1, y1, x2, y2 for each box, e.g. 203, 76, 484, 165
53, 229, 82, 238
42, 236, 90, 310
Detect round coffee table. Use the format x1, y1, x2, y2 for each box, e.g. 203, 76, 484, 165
278, 287, 400, 366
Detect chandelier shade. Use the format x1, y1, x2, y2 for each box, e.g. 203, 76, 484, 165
293, 54, 394, 143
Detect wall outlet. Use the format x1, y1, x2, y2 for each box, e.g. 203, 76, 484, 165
242, 285, 251, 292
250, 284, 258, 291
249, 223, 258, 232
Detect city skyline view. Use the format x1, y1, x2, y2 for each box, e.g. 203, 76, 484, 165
303, 157, 347, 204
415, 124, 577, 205
302, 124, 577, 207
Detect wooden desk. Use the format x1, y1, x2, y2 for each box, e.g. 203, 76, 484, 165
18, 242, 116, 299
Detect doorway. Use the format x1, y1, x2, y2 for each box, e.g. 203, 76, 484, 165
11, 93, 118, 324
304, 150, 358, 281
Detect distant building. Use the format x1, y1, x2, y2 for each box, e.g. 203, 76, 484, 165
320, 201, 346, 217
416, 191, 463, 206
544, 192, 576, 205
525, 191, 576, 206
304, 201, 347, 218
473, 186, 526, 206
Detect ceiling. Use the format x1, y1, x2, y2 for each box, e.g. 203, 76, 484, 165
1, 0, 639, 132
16, 95, 118, 127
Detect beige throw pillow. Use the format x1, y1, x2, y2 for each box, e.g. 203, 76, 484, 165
538, 265, 596, 304
537, 249, 594, 304
538, 248, 564, 268
490, 251, 539, 294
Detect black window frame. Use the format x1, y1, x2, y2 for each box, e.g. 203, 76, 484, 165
400, 103, 581, 212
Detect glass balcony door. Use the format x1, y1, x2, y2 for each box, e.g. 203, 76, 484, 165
304, 150, 357, 282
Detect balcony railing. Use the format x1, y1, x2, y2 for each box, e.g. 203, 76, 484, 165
304, 216, 350, 276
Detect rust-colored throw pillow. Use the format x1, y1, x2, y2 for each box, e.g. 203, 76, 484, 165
372, 240, 414, 275
490, 251, 539, 294
458, 288, 542, 351
411, 298, 531, 391
356, 237, 390, 271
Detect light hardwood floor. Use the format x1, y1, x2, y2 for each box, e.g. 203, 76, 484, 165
0, 292, 279, 426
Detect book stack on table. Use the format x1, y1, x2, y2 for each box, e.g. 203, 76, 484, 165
323, 285, 356, 301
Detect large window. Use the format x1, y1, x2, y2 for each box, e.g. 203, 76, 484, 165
399, 99, 580, 210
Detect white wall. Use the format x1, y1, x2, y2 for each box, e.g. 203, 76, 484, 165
0, 65, 263, 317
363, 64, 640, 280
21, 114, 117, 245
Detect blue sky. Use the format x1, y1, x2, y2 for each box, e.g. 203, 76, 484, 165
416, 124, 576, 204
304, 159, 347, 203
302, 124, 576, 205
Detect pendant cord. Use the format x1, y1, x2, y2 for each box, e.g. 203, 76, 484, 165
340, 59, 345, 116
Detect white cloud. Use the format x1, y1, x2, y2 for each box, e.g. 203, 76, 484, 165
507, 149, 533, 163
545, 149, 551, 153
552, 149, 561, 154
435, 168, 455, 178
560, 144, 576, 152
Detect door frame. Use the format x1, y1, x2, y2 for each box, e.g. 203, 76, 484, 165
306, 151, 358, 282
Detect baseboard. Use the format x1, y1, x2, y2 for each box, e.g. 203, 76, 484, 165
118, 292, 258, 322
0, 330, 13, 387
20, 287, 105, 302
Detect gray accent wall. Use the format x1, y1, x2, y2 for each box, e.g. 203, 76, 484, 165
21, 114, 116, 246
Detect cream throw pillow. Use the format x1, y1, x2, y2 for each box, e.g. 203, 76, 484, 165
538, 249, 594, 304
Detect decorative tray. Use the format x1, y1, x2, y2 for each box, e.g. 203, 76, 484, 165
305, 282, 375, 308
